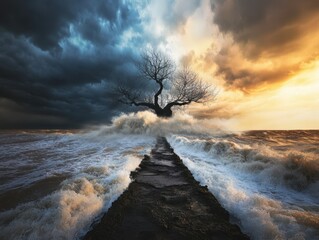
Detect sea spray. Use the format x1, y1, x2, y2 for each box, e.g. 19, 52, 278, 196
168, 132, 319, 240
88, 110, 226, 136
0, 132, 154, 240
1, 112, 318, 240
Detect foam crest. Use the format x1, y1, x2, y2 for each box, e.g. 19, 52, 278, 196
0, 156, 142, 239
169, 135, 319, 193
0, 133, 153, 240
91, 111, 225, 136
0, 179, 103, 239
168, 133, 319, 240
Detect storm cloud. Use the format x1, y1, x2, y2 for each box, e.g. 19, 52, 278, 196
1, 0, 318, 128
212, 0, 319, 57
0, 0, 142, 50
0, 0, 156, 129
210, 0, 319, 90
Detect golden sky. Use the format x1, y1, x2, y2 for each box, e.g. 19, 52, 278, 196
1, 0, 318, 129
146, 0, 319, 130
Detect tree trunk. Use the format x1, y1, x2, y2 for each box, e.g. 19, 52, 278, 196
154, 106, 173, 118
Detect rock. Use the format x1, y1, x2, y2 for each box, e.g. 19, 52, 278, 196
83, 137, 249, 240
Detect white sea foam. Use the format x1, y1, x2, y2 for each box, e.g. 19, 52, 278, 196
168, 134, 319, 240
0, 132, 154, 240
1, 112, 318, 240
90, 110, 226, 136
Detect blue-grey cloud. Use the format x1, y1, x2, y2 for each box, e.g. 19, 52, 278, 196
0, 0, 158, 129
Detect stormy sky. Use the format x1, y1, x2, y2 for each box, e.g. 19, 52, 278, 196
1, 0, 319, 129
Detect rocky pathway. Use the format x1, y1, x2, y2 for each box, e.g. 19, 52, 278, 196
83, 137, 249, 240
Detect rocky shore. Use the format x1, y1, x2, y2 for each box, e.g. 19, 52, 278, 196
83, 137, 249, 240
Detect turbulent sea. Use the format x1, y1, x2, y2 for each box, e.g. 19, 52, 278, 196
0, 111, 318, 240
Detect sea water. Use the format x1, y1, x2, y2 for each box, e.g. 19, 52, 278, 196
0, 111, 318, 240
168, 130, 319, 240
0, 130, 154, 239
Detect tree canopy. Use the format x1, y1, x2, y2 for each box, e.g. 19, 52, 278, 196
117, 50, 216, 117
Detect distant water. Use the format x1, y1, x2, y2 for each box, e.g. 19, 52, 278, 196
0, 130, 154, 240
0, 117, 318, 240
169, 130, 319, 240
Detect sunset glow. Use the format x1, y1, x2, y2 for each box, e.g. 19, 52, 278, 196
1, 0, 318, 129
159, 0, 319, 130
1, 2, 319, 239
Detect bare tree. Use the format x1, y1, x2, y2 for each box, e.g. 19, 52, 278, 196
117, 49, 216, 117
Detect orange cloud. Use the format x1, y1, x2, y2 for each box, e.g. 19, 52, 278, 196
150, 0, 319, 129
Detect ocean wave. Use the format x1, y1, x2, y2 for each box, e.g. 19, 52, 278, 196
0, 133, 153, 240
88, 111, 226, 136
168, 134, 319, 240
169, 135, 319, 193
1, 113, 318, 240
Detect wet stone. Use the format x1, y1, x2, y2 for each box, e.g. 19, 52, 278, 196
136, 175, 189, 188
83, 137, 249, 240
149, 159, 176, 167
161, 195, 188, 204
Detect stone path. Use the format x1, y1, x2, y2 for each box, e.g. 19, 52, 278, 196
83, 137, 249, 240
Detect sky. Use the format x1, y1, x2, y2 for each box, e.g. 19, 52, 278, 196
0, 0, 318, 130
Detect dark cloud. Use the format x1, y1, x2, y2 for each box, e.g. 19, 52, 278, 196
215, 65, 291, 92
213, 48, 293, 92
0, 0, 140, 50
211, 0, 319, 57
0, 98, 70, 129
210, 0, 319, 91
0, 0, 156, 129
0, 0, 78, 50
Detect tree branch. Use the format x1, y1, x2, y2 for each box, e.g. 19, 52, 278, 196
116, 50, 217, 118
117, 86, 156, 110
164, 67, 212, 110
154, 81, 163, 107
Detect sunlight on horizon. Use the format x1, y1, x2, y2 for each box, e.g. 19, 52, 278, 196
159, 0, 319, 131
225, 62, 319, 130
